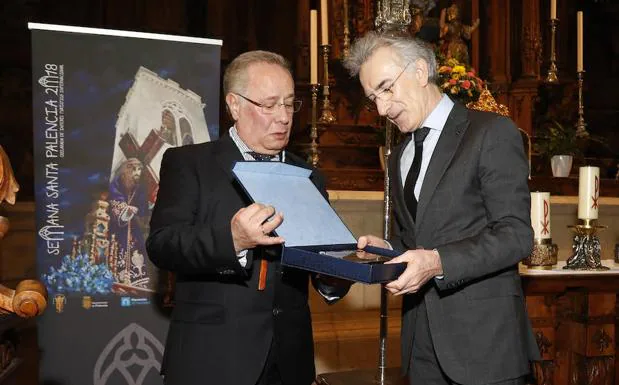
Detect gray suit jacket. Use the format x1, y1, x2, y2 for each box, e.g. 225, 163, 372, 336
388, 101, 540, 384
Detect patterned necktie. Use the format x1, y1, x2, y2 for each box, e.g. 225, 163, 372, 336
248, 151, 277, 161
403, 126, 431, 220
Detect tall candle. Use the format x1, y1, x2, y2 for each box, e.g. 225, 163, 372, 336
578, 166, 600, 220
531, 192, 552, 239
550, 0, 557, 20
577, 11, 584, 72
321, 0, 329, 45
310, 10, 318, 84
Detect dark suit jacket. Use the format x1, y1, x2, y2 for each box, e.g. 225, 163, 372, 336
388, 101, 541, 384
146, 134, 330, 385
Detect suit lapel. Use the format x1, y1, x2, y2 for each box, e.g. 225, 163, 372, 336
214, 134, 244, 180
390, 135, 415, 229
415, 102, 469, 231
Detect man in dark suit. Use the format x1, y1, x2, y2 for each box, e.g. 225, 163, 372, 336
344, 33, 540, 385
146, 50, 348, 385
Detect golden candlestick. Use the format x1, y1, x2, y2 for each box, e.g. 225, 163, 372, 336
545, 18, 559, 83
575, 71, 588, 137
342, 0, 350, 58
565, 219, 608, 270
309, 84, 321, 167
319, 44, 337, 124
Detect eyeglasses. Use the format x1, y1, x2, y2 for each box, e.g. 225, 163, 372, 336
365, 62, 411, 111
234, 93, 303, 114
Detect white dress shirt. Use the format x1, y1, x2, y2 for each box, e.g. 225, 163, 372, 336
229, 125, 285, 267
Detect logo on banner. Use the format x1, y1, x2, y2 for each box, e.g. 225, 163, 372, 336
93, 323, 164, 385
120, 297, 131, 307
82, 296, 92, 310
53, 294, 66, 313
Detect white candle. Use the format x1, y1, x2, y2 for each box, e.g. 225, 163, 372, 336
321, 0, 329, 45
310, 10, 318, 85
578, 166, 600, 220
577, 11, 584, 72
531, 192, 552, 239
550, 0, 557, 20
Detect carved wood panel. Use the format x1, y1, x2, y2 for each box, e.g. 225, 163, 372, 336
523, 277, 619, 385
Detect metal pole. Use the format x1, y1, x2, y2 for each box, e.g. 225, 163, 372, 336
377, 120, 394, 385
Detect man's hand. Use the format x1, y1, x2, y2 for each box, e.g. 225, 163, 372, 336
231, 203, 284, 253
357, 234, 390, 250
384, 249, 443, 296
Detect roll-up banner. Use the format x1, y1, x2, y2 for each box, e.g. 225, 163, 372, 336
29, 23, 221, 384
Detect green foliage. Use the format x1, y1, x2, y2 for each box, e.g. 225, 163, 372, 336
534, 120, 584, 159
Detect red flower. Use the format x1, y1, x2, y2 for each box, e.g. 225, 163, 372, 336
449, 78, 457, 85
461, 80, 471, 90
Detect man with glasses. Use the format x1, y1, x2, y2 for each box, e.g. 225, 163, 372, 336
147, 50, 349, 385
344, 33, 540, 385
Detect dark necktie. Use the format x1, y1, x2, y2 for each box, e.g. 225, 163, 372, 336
403, 126, 431, 220
248, 151, 277, 161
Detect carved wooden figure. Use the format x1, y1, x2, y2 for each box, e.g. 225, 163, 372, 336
0, 145, 47, 318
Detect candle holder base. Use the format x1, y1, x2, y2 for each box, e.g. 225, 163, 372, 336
319, 100, 337, 125
565, 220, 608, 270
523, 239, 558, 269
545, 67, 558, 84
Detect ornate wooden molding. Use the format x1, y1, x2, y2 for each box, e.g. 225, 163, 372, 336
522, 26, 543, 79
536, 330, 553, 355
591, 328, 613, 354
520, 0, 542, 79
532, 360, 554, 385
585, 356, 614, 385
0, 280, 47, 318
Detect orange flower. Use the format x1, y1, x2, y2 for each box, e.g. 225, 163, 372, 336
449, 78, 457, 85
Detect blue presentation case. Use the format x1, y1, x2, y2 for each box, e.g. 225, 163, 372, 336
232, 162, 406, 284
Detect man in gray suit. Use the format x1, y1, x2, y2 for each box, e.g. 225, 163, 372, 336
344, 32, 540, 385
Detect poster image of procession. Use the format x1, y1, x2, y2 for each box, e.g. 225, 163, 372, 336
32, 28, 221, 309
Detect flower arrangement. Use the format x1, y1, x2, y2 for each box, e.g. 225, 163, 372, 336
437, 57, 484, 105
42, 254, 114, 295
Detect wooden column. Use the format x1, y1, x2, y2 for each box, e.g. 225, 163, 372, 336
486, 0, 511, 105
470, 0, 480, 72
508, 0, 541, 136
519, 0, 542, 80
295, 0, 311, 85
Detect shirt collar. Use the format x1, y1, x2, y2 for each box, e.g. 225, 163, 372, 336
228, 126, 285, 162
420, 94, 454, 132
